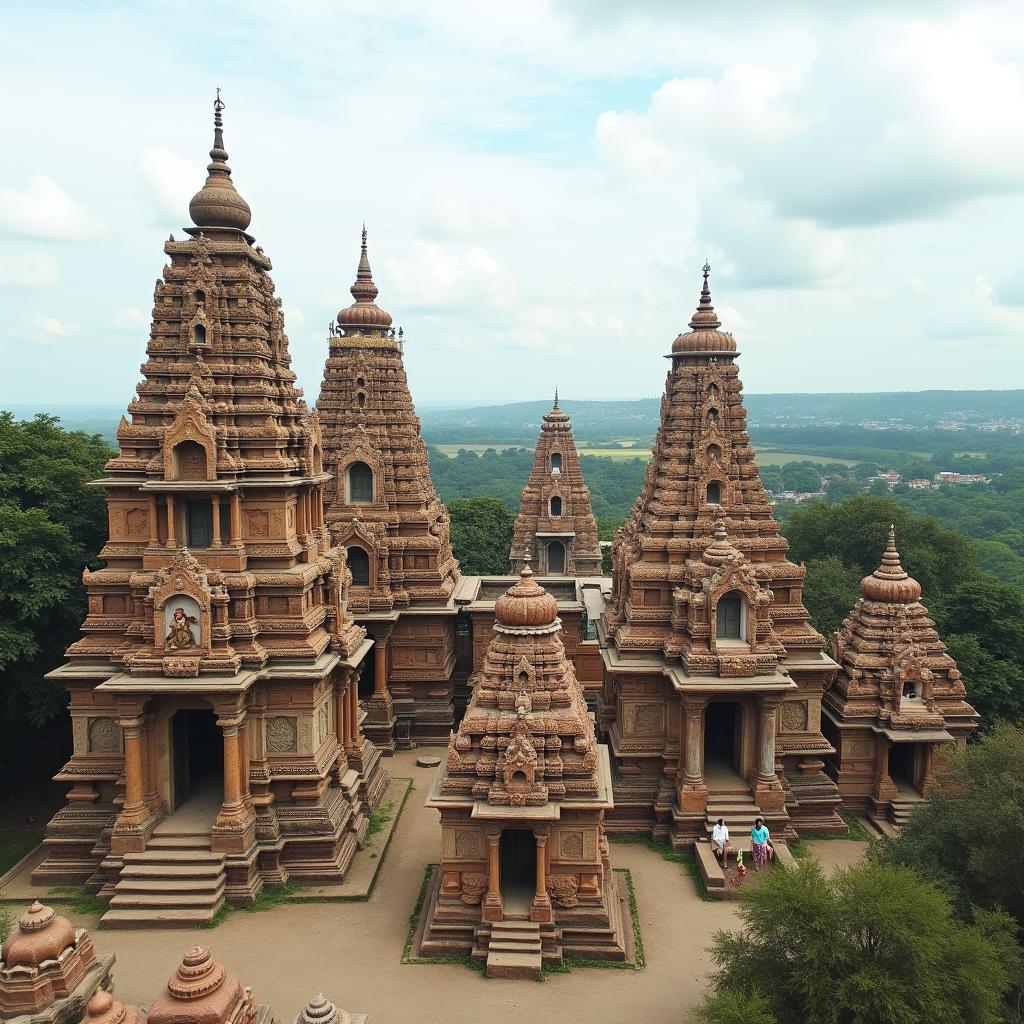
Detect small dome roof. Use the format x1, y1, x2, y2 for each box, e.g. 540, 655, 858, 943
189, 94, 252, 233
295, 993, 351, 1024
337, 227, 393, 330
860, 526, 922, 603
494, 564, 559, 629
672, 264, 737, 354
83, 988, 140, 1024
0, 901, 76, 969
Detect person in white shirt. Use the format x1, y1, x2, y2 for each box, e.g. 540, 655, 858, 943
711, 818, 731, 862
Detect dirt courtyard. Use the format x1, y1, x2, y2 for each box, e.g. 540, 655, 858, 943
23, 750, 868, 1024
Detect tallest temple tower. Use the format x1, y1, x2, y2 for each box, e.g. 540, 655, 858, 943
601, 267, 843, 843
33, 97, 383, 926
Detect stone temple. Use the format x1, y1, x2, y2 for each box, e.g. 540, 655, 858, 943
28, 98, 976, 941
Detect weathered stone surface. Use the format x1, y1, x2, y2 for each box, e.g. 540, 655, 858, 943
415, 755, 441, 768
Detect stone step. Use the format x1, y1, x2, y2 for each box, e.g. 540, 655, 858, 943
486, 950, 542, 981
488, 939, 542, 955
706, 791, 756, 803
108, 887, 225, 910
489, 927, 543, 943
120, 862, 225, 880
112, 876, 224, 895
100, 904, 224, 929
146, 838, 213, 852
123, 849, 224, 865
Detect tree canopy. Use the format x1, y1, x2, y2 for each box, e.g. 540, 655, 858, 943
446, 496, 516, 575
696, 858, 1014, 1024
0, 414, 113, 781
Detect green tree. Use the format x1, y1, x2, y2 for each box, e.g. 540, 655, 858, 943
0, 414, 113, 780
446, 496, 516, 574
801, 556, 862, 639
872, 724, 1024, 928
781, 461, 822, 493
700, 859, 1012, 1024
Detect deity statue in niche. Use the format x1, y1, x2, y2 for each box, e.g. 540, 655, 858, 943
165, 607, 199, 649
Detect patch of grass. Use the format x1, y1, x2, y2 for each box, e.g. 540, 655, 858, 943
200, 881, 306, 929
789, 842, 813, 861
367, 799, 395, 840
608, 833, 713, 902
46, 886, 105, 917
0, 904, 13, 943
798, 812, 872, 844
402, 863, 435, 961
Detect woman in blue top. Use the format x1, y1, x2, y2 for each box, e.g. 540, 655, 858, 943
750, 817, 774, 870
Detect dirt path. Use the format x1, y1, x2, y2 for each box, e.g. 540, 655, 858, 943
39, 751, 868, 1024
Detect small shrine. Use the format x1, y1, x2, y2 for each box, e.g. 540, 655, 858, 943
148, 947, 273, 1024
421, 564, 626, 971
0, 901, 113, 1023
509, 393, 601, 576
824, 527, 978, 827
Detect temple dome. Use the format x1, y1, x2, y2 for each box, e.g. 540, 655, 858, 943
860, 526, 922, 604
189, 94, 252, 233
0, 901, 76, 970
337, 227, 393, 330
494, 564, 559, 629
672, 264, 737, 354
295, 993, 351, 1024
83, 989, 139, 1024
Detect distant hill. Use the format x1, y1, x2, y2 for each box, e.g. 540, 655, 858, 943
417, 390, 1024, 444
6, 389, 1023, 449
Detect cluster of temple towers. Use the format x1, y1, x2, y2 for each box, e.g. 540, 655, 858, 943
25, 96, 977, 963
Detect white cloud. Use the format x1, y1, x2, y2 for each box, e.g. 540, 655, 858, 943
113, 307, 148, 330
384, 242, 512, 311
0, 252, 59, 287
22, 315, 80, 345
0, 176, 104, 241
141, 147, 202, 219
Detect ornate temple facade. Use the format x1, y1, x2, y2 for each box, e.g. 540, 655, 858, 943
421, 566, 626, 974
598, 267, 843, 845
31, 98, 386, 926
823, 528, 977, 827
509, 394, 601, 577
316, 234, 461, 751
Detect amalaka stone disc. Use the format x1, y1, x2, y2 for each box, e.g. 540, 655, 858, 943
416, 754, 442, 768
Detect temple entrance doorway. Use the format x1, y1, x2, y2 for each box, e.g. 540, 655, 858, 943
499, 828, 536, 915
358, 655, 375, 700
170, 708, 223, 816
889, 742, 921, 794
704, 701, 743, 783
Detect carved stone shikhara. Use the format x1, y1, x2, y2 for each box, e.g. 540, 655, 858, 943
509, 394, 601, 576
422, 567, 626, 964
599, 267, 845, 841
315, 229, 460, 748
32, 96, 386, 918
823, 527, 977, 823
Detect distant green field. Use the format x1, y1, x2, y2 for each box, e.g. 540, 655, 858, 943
433, 442, 859, 467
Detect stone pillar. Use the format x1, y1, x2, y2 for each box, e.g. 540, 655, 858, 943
214, 713, 248, 833
677, 695, 708, 813
211, 494, 222, 547
336, 676, 352, 762
111, 712, 153, 850
238, 713, 251, 806
530, 827, 553, 923
165, 495, 176, 547
873, 737, 897, 804
921, 743, 934, 791
229, 493, 242, 545
482, 829, 503, 923
754, 696, 785, 812
363, 634, 396, 754
148, 495, 160, 546
143, 712, 160, 813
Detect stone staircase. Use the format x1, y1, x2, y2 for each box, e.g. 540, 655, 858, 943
704, 786, 763, 844
888, 793, 925, 828
100, 831, 226, 929
485, 921, 543, 980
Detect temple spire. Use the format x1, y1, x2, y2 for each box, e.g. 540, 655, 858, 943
188, 90, 252, 233
688, 260, 721, 331
336, 225, 392, 330
553, 387, 559, 410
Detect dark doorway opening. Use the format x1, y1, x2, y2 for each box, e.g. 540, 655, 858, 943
704, 701, 741, 773
500, 828, 536, 914
171, 708, 222, 811
358, 655, 374, 700
890, 743, 919, 791
548, 541, 566, 574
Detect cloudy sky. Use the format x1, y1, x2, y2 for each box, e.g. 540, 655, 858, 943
2, 0, 1023, 408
